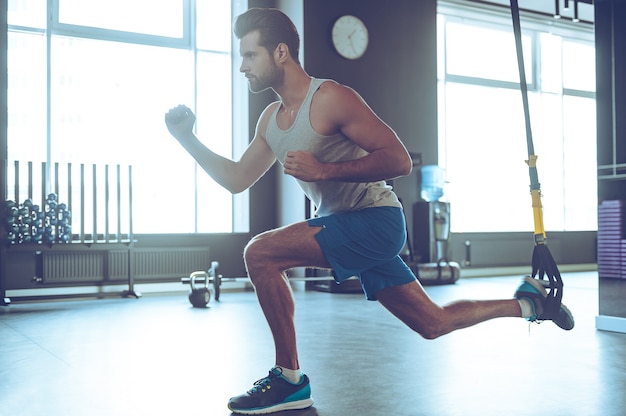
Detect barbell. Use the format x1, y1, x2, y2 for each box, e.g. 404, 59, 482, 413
181, 261, 339, 307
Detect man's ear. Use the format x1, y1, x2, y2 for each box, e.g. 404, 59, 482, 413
275, 43, 290, 63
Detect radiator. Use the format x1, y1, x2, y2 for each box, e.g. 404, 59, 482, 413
43, 252, 105, 282
132, 247, 211, 280
42, 247, 210, 283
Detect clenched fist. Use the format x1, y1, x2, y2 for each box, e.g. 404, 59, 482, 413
284, 151, 325, 182
165, 104, 196, 142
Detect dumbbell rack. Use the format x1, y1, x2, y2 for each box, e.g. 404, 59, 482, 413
1, 160, 138, 305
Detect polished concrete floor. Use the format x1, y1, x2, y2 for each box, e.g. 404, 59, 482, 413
1, 272, 625, 416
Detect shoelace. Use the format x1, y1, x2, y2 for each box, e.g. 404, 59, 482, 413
248, 371, 280, 395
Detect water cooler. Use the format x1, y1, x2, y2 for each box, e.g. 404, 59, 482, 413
412, 200, 450, 263
409, 165, 460, 284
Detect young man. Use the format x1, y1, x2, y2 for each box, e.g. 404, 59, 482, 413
165, 8, 574, 415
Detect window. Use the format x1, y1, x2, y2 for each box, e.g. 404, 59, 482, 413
6, 0, 247, 236
57, 0, 184, 38
437, 2, 596, 233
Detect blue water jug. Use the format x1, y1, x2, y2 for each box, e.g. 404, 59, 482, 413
420, 165, 445, 202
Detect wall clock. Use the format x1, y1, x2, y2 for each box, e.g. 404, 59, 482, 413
331, 15, 369, 60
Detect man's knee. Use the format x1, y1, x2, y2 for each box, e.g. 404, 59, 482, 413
418, 323, 445, 340
398, 313, 445, 340
243, 233, 284, 283
377, 283, 448, 340
243, 233, 270, 267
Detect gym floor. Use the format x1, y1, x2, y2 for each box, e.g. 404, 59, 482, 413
1, 271, 625, 416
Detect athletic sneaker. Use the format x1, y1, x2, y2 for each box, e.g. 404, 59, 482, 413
514, 276, 575, 330
227, 367, 314, 415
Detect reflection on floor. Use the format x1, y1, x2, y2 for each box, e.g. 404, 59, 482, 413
1, 272, 625, 416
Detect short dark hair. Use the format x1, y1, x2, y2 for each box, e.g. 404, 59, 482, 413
234, 8, 300, 64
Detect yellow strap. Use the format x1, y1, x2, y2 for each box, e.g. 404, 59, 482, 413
530, 189, 546, 242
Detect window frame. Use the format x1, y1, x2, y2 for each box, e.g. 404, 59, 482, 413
51, 0, 192, 48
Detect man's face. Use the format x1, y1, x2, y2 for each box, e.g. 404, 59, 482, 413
239, 31, 282, 93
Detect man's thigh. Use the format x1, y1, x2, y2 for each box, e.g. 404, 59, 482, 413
248, 221, 331, 270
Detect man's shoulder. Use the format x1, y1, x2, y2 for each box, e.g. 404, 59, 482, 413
314, 79, 358, 105
316, 78, 342, 93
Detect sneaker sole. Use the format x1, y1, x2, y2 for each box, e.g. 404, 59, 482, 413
229, 398, 314, 415
555, 302, 575, 331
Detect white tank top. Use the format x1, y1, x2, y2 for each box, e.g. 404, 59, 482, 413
265, 77, 402, 216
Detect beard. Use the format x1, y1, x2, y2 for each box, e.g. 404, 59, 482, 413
247, 61, 283, 93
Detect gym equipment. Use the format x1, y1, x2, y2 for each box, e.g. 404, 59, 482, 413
510, 0, 564, 318
2, 193, 72, 245
181, 261, 352, 304
188, 271, 211, 308
1, 161, 138, 306
181, 261, 221, 307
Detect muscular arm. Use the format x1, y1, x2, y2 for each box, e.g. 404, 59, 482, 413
283, 83, 413, 183
165, 104, 276, 194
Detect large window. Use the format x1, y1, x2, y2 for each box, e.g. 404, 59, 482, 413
437, 2, 596, 233
7, 0, 248, 235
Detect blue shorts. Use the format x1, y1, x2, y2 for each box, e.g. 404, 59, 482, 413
307, 206, 417, 300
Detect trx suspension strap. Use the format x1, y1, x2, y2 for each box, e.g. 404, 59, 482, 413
510, 0, 563, 319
